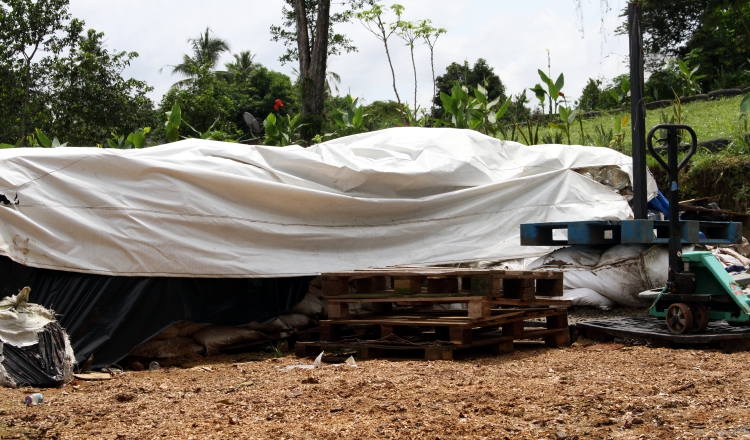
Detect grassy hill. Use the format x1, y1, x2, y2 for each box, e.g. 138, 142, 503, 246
507, 96, 750, 219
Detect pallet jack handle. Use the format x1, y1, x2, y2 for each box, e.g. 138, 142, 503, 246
646, 124, 698, 285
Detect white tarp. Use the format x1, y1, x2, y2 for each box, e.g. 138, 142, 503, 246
0, 128, 656, 277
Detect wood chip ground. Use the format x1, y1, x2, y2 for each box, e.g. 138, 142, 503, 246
1, 338, 750, 439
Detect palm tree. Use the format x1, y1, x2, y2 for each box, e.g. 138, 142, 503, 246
171, 27, 231, 78
224, 51, 260, 82
291, 67, 341, 95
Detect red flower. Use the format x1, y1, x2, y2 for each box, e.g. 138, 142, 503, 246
558, 92, 565, 98
274, 99, 284, 111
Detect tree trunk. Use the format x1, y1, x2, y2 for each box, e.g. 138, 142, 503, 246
295, 0, 330, 145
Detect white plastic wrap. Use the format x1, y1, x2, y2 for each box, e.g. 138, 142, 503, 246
0, 128, 656, 277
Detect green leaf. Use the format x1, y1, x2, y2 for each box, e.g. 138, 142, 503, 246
440, 92, 454, 113
352, 106, 364, 127
266, 113, 277, 125
554, 73, 564, 92
559, 106, 569, 121
567, 109, 579, 124
495, 99, 511, 120
107, 139, 118, 149
332, 109, 346, 128
609, 89, 620, 101
530, 84, 546, 103
130, 131, 146, 148
35, 129, 51, 148
165, 123, 179, 143
678, 59, 689, 76
169, 102, 181, 127
487, 96, 501, 109
0, 143, 15, 149
537, 69, 551, 85
548, 83, 559, 99
740, 92, 750, 115
621, 80, 630, 93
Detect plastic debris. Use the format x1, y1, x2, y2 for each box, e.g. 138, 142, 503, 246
278, 352, 324, 371
345, 356, 358, 368
24, 393, 43, 405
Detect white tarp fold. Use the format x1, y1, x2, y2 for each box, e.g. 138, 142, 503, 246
0, 128, 655, 277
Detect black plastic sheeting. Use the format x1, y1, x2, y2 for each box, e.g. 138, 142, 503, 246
0, 257, 312, 369
2, 322, 71, 387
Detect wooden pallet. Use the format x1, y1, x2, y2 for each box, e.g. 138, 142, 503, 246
322, 267, 563, 299
319, 307, 570, 347
296, 324, 569, 361
325, 294, 571, 320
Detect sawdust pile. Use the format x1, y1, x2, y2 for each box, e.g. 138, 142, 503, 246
0, 340, 748, 439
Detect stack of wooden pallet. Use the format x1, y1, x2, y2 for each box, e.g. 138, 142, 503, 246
295, 267, 571, 360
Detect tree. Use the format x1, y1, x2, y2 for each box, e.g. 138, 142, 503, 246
270, 0, 372, 65
229, 66, 298, 131
159, 65, 237, 138
577, 78, 602, 111
0, 0, 83, 144
171, 27, 230, 79
49, 29, 155, 146
271, 0, 374, 143
224, 51, 260, 82
431, 59, 507, 119
357, 4, 404, 120
619, 1, 750, 88
415, 19, 446, 109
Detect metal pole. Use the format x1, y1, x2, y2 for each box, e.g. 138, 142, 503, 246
629, 2, 648, 219
667, 128, 681, 281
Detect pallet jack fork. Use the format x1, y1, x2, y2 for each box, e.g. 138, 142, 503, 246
644, 124, 749, 334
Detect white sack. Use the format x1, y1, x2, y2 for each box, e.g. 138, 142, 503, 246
129, 336, 205, 358
0, 128, 656, 277
278, 313, 314, 330
288, 293, 324, 316
193, 326, 264, 356
527, 244, 669, 306
563, 288, 617, 310
153, 322, 210, 340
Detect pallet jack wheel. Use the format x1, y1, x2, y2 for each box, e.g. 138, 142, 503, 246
690, 303, 710, 333
666, 303, 693, 334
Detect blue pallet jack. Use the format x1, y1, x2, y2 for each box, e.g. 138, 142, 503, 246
643, 124, 749, 334
520, 124, 747, 334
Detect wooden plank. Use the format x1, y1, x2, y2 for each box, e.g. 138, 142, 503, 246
502, 278, 536, 300
328, 303, 350, 319
467, 299, 492, 319
354, 276, 387, 294
427, 278, 458, 294
486, 298, 572, 307
502, 320, 525, 338
536, 277, 564, 297
393, 277, 423, 294
425, 347, 453, 360
546, 313, 569, 329
322, 277, 350, 296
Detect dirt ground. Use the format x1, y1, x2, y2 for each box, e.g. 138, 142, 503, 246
2, 308, 750, 440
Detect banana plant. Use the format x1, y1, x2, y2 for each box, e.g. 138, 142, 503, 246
548, 106, 579, 145
677, 58, 705, 96
263, 113, 306, 147
739, 92, 750, 132
534, 69, 564, 119
609, 78, 631, 107
332, 94, 366, 132
439, 82, 510, 136
165, 102, 181, 142
107, 127, 150, 149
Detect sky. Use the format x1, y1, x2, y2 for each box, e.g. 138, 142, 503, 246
67, 0, 631, 111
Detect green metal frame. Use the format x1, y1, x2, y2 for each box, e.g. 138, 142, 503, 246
648, 251, 750, 323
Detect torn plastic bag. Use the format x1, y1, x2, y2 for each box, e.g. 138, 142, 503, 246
0, 288, 74, 388
1, 322, 73, 388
